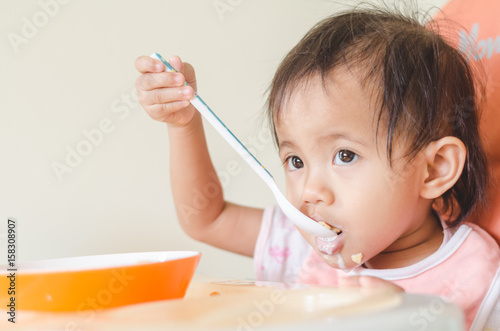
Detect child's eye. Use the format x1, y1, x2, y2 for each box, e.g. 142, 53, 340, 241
285, 156, 304, 170
334, 149, 359, 165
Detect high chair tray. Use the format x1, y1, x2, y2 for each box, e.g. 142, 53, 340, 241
1, 276, 464, 331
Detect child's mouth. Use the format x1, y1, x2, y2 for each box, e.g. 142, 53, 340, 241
315, 232, 344, 255
310, 217, 344, 255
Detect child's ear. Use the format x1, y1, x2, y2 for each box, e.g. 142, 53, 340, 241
420, 137, 466, 199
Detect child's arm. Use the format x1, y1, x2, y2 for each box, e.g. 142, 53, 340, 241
134, 55, 263, 257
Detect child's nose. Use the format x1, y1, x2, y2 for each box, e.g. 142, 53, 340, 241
301, 172, 334, 206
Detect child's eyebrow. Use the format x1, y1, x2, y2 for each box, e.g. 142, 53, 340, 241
278, 133, 365, 151
278, 140, 296, 150
318, 133, 364, 146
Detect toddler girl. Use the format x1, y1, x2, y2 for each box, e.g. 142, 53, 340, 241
135, 7, 499, 330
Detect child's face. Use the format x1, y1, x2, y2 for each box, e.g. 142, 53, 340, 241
275, 70, 439, 270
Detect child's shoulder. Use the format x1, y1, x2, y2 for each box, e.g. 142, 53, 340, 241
451, 222, 500, 331
443, 221, 500, 278
457, 222, 499, 254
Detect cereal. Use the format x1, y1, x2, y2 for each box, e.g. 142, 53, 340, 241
318, 221, 342, 234
318, 221, 333, 230
351, 253, 363, 264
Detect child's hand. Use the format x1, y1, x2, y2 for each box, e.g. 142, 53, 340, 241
339, 276, 404, 292
135, 55, 197, 127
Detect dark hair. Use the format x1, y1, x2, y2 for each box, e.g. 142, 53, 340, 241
266, 8, 488, 225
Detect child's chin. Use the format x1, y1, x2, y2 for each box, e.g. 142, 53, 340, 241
318, 252, 352, 271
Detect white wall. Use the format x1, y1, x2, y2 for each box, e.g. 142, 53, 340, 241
0, 0, 448, 279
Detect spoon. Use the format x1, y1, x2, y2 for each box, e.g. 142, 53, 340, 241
151, 53, 336, 238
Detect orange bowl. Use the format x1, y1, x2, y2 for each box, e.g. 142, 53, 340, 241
0, 251, 200, 312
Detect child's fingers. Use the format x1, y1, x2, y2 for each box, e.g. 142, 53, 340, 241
169, 55, 197, 89
358, 276, 404, 292
136, 72, 185, 91
147, 101, 191, 119
182, 62, 197, 88
139, 86, 194, 107
135, 54, 197, 125
338, 276, 361, 287
339, 276, 404, 292
135, 56, 164, 74
169, 55, 184, 72
145, 101, 197, 126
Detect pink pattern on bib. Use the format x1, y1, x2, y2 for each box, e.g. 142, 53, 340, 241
269, 246, 291, 263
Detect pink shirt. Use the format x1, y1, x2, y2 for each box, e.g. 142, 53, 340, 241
255, 205, 500, 331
